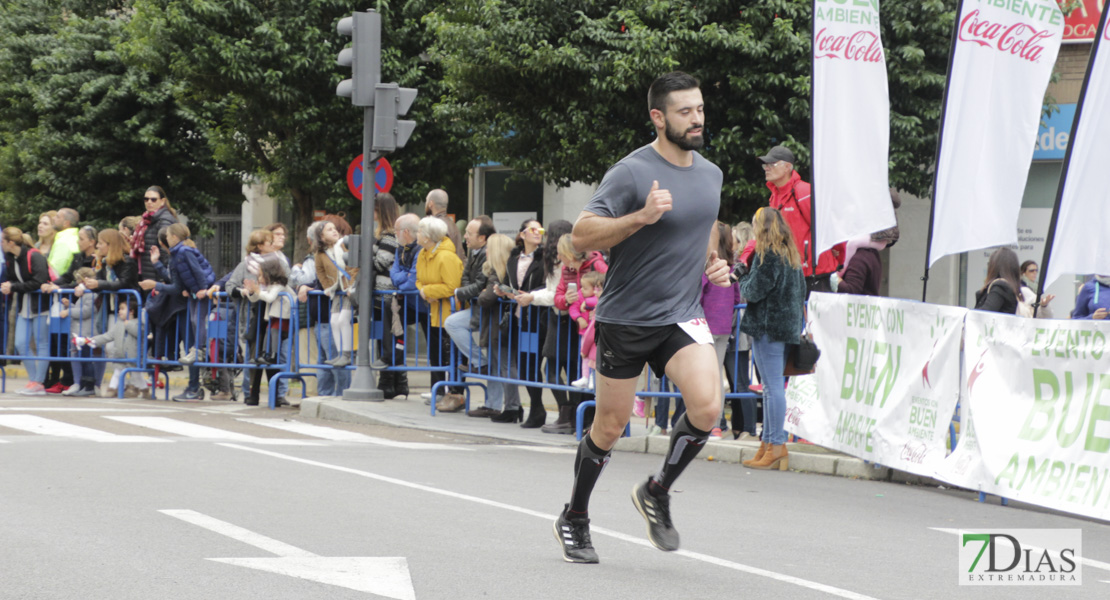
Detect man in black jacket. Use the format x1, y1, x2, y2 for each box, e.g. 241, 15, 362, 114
444, 216, 498, 415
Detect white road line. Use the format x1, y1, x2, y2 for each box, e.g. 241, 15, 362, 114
221, 443, 881, 600
159, 510, 317, 557
930, 527, 1110, 572
105, 417, 320, 446
0, 415, 168, 443
491, 445, 577, 454
0, 407, 181, 412
236, 418, 470, 450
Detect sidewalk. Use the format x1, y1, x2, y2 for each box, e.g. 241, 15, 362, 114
299, 369, 911, 482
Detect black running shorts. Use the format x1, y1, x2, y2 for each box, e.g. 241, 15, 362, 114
594, 322, 697, 380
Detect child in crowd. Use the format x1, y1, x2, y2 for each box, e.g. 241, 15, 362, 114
701, 221, 743, 438
570, 270, 604, 388
75, 301, 140, 398
63, 267, 103, 396
143, 223, 216, 402
244, 259, 294, 406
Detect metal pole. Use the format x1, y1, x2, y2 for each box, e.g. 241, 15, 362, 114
343, 106, 383, 401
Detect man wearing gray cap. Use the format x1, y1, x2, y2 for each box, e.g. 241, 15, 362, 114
758, 145, 843, 293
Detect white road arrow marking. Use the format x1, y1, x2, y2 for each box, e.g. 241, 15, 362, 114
160, 509, 414, 599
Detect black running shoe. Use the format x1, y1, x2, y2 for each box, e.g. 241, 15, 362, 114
552, 504, 599, 564
631, 478, 679, 551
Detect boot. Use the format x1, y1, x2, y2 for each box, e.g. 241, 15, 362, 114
378, 371, 397, 399
521, 399, 547, 429
436, 393, 466, 413
749, 444, 789, 471
742, 441, 770, 466
541, 405, 574, 434
393, 372, 409, 398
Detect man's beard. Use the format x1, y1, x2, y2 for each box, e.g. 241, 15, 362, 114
664, 119, 705, 151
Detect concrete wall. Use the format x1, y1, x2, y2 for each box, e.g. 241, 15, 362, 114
887, 190, 961, 305
543, 181, 596, 225
241, 181, 276, 248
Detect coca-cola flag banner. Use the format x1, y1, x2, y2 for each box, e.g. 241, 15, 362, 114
927, 0, 1064, 266
1043, 9, 1110, 288
784, 293, 966, 477
812, 0, 895, 255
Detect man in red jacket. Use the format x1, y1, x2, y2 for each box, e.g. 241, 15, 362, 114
759, 145, 844, 293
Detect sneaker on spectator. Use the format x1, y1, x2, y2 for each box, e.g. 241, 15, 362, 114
178, 348, 199, 365
45, 382, 67, 394
709, 427, 722, 438
20, 382, 46, 396
571, 373, 594, 388
70, 386, 97, 398
633, 396, 646, 418
61, 383, 82, 396
646, 425, 665, 436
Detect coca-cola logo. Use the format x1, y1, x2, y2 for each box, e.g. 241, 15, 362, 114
814, 27, 884, 63
900, 441, 930, 465
958, 9, 1054, 63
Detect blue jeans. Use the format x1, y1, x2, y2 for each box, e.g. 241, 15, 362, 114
751, 334, 787, 445
313, 322, 337, 396
444, 308, 485, 368
71, 347, 107, 387
654, 396, 685, 430
16, 314, 50, 383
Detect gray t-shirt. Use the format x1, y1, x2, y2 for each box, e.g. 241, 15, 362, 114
583, 144, 722, 326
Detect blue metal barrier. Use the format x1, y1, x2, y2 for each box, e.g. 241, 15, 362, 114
0, 290, 145, 395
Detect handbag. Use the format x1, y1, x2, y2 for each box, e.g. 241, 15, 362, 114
783, 332, 820, 376
784, 305, 820, 376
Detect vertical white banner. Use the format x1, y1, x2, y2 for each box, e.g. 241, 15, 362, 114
812, 0, 895, 255
928, 0, 1064, 266
784, 293, 966, 476
1044, 12, 1110, 287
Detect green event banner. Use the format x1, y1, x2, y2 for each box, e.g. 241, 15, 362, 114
937, 312, 1110, 522
785, 293, 966, 476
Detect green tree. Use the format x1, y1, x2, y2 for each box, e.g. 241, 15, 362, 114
124, 0, 475, 257
0, 0, 240, 232
427, 0, 956, 221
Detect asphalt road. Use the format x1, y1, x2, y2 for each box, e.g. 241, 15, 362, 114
2, 394, 1108, 599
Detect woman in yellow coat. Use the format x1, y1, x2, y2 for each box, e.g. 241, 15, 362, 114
415, 216, 466, 411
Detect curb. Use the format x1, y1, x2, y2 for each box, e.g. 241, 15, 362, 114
301, 398, 896, 481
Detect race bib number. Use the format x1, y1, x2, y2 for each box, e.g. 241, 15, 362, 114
677, 318, 713, 345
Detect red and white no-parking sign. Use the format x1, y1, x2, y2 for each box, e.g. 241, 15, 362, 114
346, 155, 393, 200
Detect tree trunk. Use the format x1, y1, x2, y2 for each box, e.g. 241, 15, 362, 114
290, 187, 314, 262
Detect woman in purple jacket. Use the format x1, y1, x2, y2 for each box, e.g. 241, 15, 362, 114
701, 222, 742, 438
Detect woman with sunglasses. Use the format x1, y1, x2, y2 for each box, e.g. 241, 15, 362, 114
130, 186, 179, 284
499, 219, 548, 425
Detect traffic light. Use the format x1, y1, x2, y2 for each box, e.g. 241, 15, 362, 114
335, 10, 380, 106
372, 83, 418, 152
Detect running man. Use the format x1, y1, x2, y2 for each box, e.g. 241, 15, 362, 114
553, 71, 731, 563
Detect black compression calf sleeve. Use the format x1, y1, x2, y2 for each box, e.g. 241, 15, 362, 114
653, 413, 710, 493
568, 435, 611, 516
